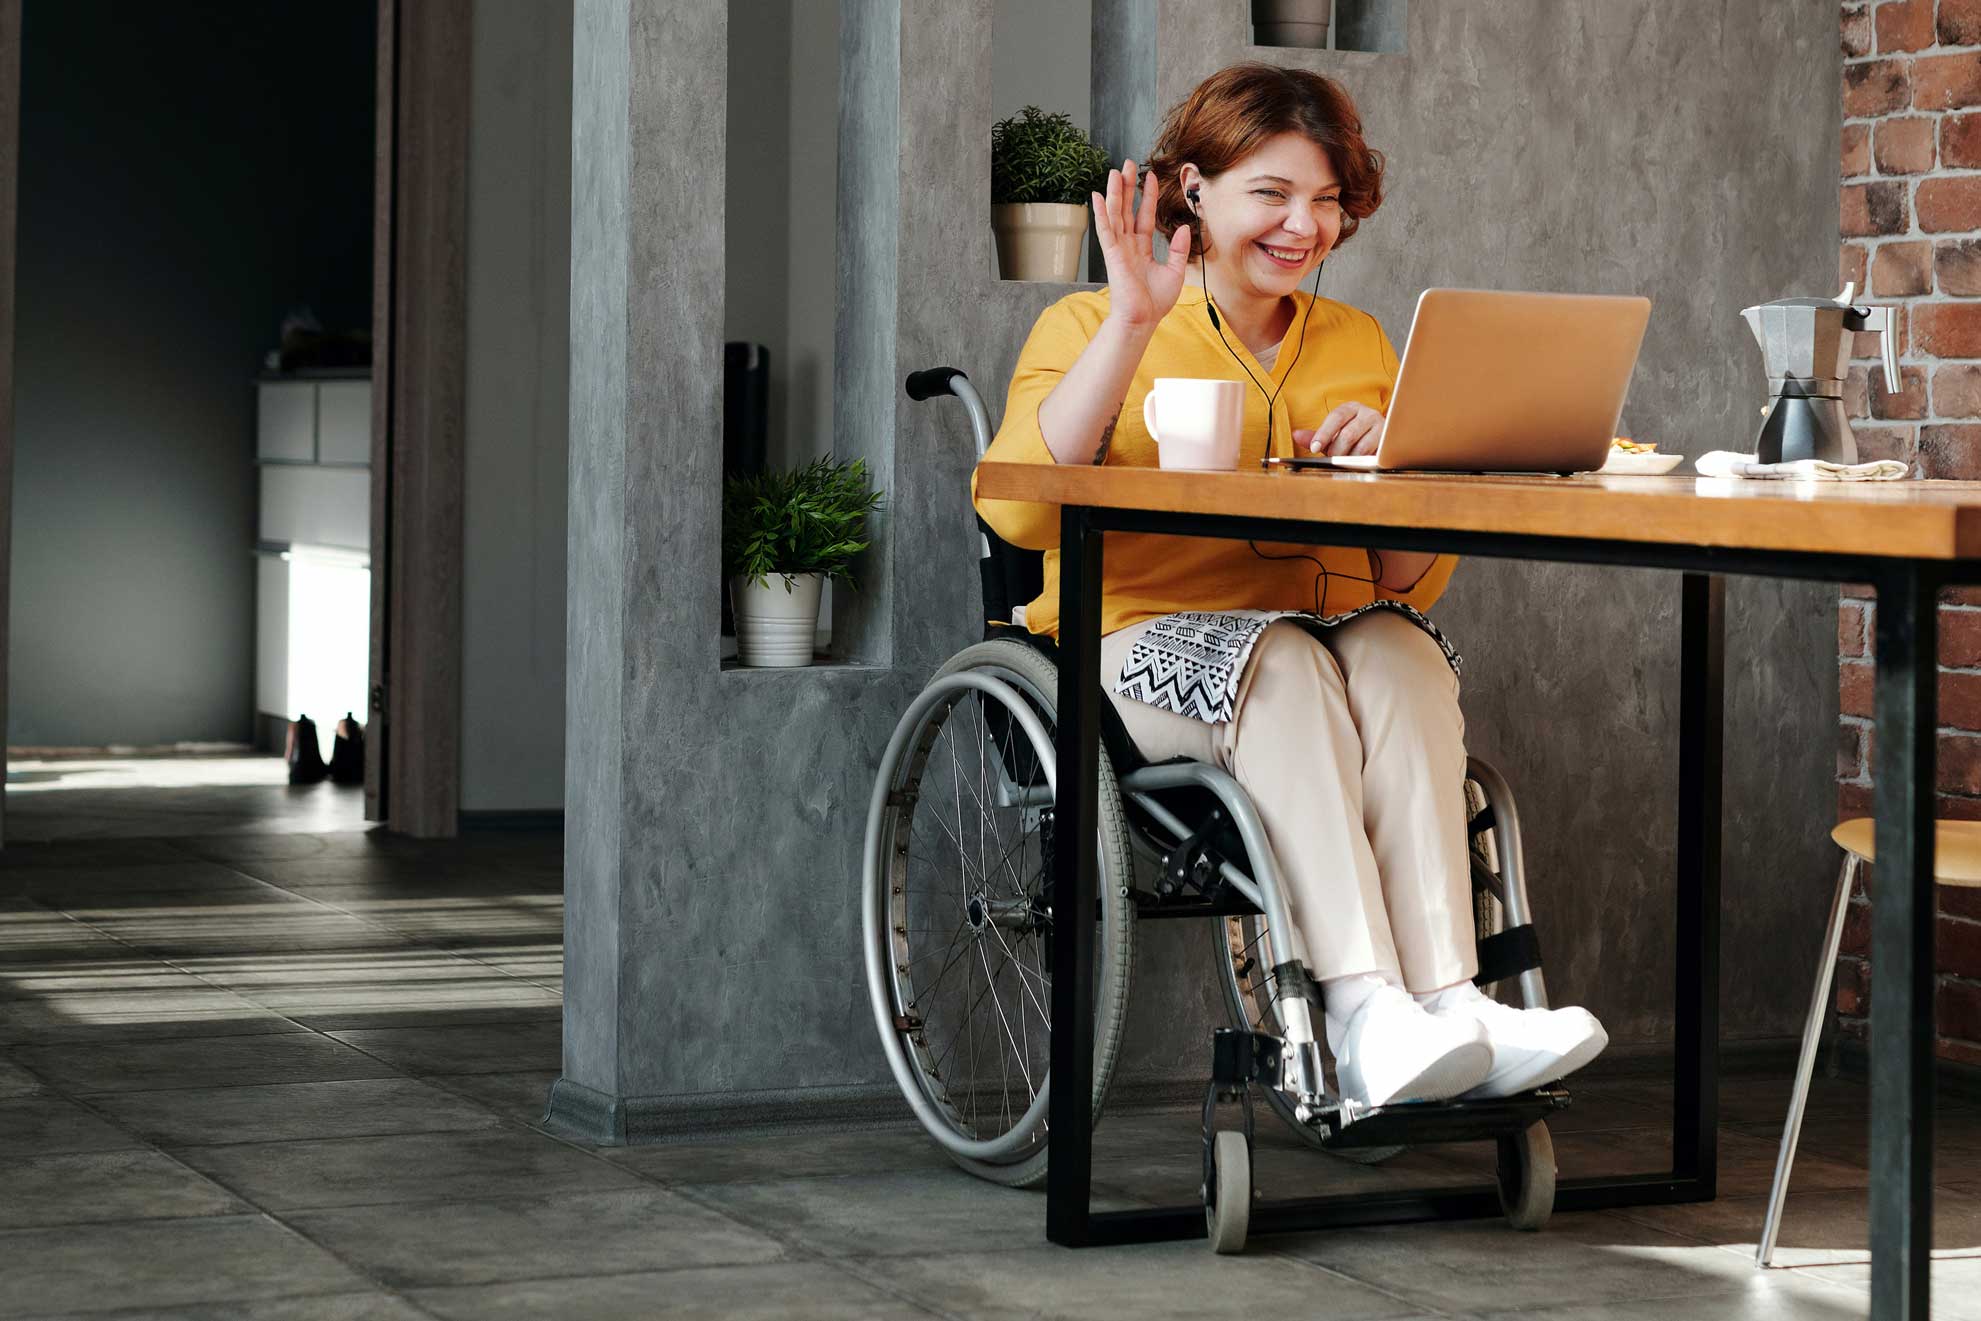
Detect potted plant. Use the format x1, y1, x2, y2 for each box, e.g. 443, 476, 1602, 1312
991, 106, 1111, 282
722, 455, 883, 667
1252, 0, 1331, 48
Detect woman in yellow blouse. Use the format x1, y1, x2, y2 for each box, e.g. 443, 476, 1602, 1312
972, 64, 1605, 1108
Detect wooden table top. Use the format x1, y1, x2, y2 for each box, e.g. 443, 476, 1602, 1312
971, 463, 1981, 561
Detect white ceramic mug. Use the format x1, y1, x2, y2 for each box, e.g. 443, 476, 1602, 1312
1141, 378, 1244, 471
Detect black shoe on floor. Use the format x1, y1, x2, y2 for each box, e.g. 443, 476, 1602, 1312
286, 715, 328, 785
328, 712, 365, 786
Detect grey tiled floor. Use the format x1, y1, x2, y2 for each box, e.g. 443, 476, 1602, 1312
4, 755, 368, 843
3, 826, 1979, 1318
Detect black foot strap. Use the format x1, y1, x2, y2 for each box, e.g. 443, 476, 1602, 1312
1472, 923, 1543, 988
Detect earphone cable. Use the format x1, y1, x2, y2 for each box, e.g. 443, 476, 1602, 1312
1187, 217, 1382, 616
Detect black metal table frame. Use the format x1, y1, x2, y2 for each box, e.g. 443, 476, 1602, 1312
1046, 500, 1963, 1321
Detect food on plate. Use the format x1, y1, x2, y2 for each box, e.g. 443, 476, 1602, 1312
1610, 438, 1658, 453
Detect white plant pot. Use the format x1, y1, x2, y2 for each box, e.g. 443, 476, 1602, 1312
992, 203, 1089, 282
730, 572, 823, 667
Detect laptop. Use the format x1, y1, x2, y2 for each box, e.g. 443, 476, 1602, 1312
1283, 288, 1652, 473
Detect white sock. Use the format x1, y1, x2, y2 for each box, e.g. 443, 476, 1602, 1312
1323, 971, 1400, 1051
1415, 980, 1484, 1013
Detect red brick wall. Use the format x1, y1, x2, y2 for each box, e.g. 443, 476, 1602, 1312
1836, 1, 1981, 1060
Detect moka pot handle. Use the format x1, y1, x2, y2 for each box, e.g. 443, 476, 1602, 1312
1849, 304, 1900, 394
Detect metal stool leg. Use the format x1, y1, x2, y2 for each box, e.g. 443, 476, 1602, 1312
1757, 852, 1859, 1267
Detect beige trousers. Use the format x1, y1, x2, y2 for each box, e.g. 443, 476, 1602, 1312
1101, 610, 1477, 992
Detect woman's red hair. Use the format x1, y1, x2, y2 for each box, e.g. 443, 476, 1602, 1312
1144, 63, 1385, 259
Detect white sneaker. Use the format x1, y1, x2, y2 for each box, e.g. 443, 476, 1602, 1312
1431, 991, 1608, 1098
1329, 985, 1492, 1107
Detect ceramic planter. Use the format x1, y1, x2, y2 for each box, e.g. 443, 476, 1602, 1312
730, 572, 823, 667
991, 203, 1089, 282
1252, 0, 1330, 47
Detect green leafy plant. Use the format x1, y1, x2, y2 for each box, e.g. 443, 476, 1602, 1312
723, 455, 884, 591
991, 106, 1111, 206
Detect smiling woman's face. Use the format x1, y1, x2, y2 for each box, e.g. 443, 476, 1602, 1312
1188, 131, 1342, 300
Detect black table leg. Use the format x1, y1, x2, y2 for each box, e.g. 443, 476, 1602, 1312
1047, 506, 1103, 1246
1673, 573, 1724, 1194
1871, 565, 1938, 1320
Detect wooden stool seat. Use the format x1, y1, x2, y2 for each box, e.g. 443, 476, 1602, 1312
1831, 816, 1981, 887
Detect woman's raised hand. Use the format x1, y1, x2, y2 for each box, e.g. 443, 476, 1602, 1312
1091, 158, 1193, 331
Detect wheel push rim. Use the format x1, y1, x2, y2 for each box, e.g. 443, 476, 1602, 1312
870, 668, 1060, 1164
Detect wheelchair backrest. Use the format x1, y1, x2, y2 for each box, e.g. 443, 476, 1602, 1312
904, 367, 1045, 630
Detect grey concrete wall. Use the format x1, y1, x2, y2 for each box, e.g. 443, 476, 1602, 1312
993, 0, 1093, 129
1333, 0, 1407, 53
724, 0, 841, 636
558, 0, 1842, 1138
460, 0, 573, 813
8, 1, 375, 748
1118, 0, 1842, 1048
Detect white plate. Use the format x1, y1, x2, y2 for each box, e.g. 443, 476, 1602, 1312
1599, 451, 1683, 475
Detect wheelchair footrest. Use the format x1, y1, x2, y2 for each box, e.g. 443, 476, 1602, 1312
1317, 1087, 1570, 1150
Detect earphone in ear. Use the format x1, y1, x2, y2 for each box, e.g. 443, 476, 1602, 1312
1185, 185, 1201, 215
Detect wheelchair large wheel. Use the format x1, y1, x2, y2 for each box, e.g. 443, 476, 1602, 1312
1214, 914, 1404, 1165
863, 638, 1136, 1188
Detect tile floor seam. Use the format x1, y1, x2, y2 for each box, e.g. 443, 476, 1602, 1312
245, 1208, 454, 1321
0, 1080, 280, 1234
6, 1077, 445, 1315
274, 1246, 862, 1301
6, 1286, 443, 1321
301, 1021, 553, 1095
618, 1174, 841, 1264
409, 1068, 553, 1111
133, 1179, 645, 1216
15, 889, 329, 1039
232, 869, 568, 997
0, 1209, 444, 1320
1597, 1194, 1779, 1250
115, 848, 566, 998
142, 1118, 509, 1152
820, 1254, 975, 1321
10, 1046, 615, 1303
1256, 1245, 1473, 1318
1276, 1205, 1796, 1315
62, 1135, 465, 1319
0, 1024, 319, 1051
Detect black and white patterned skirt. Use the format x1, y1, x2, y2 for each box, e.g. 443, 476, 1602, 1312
1110, 602, 1462, 725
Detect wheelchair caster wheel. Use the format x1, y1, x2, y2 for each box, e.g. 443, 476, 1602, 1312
1496, 1119, 1555, 1231
1205, 1129, 1252, 1254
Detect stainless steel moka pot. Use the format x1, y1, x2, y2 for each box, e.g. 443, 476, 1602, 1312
1740, 282, 1898, 465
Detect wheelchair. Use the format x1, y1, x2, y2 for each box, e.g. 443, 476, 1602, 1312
861, 366, 1570, 1253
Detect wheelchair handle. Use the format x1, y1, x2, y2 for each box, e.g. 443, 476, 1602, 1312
904, 366, 964, 401
905, 366, 993, 461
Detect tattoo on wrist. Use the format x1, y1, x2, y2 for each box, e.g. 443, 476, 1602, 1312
1093, 417, 1117, 465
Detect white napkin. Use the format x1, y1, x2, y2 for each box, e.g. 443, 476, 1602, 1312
1694, 450, 1911, 481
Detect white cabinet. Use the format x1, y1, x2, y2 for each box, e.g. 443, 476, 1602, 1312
253, 376, 372, 465
255, 372, 372, 730
258, 466, 370, 553
317, 381, 371, 465
257, 382, 315, 462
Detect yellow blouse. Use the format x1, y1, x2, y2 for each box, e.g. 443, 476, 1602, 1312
971, 286, 1459, 639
